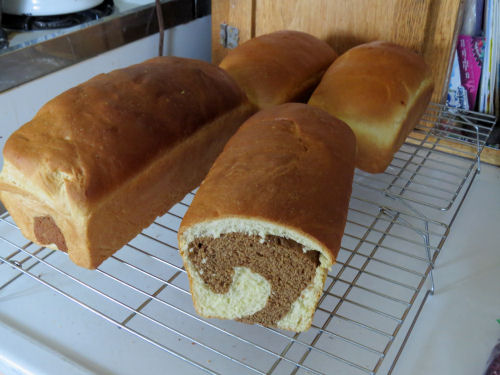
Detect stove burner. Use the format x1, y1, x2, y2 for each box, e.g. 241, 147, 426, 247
2, 0, 114, 31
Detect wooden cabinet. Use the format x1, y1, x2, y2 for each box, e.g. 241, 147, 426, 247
212, 0, 464, 103
212, 0, 500, 166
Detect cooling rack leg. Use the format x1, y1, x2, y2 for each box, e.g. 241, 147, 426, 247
387, 289, 432, 375
382, 196, 437, 295
475, 124, 481, 174
423, 222, 434, 295
458, 113, 483, 174
379, 207, 435, 295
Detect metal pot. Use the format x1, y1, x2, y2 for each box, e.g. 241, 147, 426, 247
3, 0, 104, 16
0, 0, 9, 49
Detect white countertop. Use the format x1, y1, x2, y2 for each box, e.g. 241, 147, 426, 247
0, 164, 498, 375
393, 163, 500, 375
0, 13, 498, 372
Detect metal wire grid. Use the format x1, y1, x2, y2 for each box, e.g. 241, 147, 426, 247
0, 105, 495, 374
0, 187, 447, 375
353, 102, 496, 211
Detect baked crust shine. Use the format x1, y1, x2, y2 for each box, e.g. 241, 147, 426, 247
0, 56, 255, 268
220, 30, 337, 109
309, 41, 434, 173
179, 103, 356, 331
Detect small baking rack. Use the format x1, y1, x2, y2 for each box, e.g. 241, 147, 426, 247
0, 103, 496, 375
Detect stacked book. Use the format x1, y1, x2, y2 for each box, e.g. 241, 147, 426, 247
447, 0, 499, 117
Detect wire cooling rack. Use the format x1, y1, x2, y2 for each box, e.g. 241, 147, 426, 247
354, 102, 495, 211
0, 104, 496, 375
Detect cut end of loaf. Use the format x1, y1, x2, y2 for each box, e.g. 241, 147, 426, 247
179, 218, 333, 332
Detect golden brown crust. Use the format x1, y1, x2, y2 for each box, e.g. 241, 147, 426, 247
219, 30, 337, 109
179, 103, 356, 261
0, 57, 255, 268
3, 57, 249, 207
309, 41, 434, 173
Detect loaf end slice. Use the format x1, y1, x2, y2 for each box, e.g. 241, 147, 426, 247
180, 218, 331, 332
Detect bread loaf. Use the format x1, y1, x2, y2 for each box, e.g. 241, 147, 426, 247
219, 30, 337, 109
0, 57, 255, 269
178, 103, 356, 332
309, 41, 434, 173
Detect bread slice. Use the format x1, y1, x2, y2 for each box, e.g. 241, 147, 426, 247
219, 30, 337, 109
309, 41, 434, 173
0, 57, 255, 269
178, 103, 356, 332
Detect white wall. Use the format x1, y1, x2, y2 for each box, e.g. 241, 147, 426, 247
0, 15, 211, 169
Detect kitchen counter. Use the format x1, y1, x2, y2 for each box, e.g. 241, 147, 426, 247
0, 164, 498, 375
393, 163, 500, 375
0, 13, 498, 372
